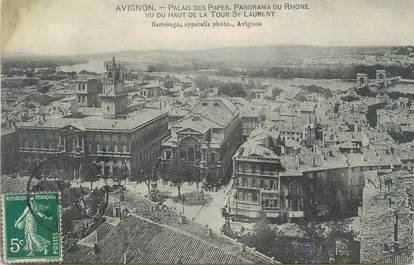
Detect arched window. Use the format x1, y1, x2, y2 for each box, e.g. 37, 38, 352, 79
164, 150, 172, 160
210, 152, 216, 163
188, 147, 194, 161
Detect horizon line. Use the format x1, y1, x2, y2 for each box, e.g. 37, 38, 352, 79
3, 43, 413, 58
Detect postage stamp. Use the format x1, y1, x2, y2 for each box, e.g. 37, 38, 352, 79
2, 192, 63, 263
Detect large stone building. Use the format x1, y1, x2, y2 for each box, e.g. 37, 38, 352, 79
229, 127, 285, 220
228, 126, 403, 222
161, 97, 242, 185
16, 58, 169, 179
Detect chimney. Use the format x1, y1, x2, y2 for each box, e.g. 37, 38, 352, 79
240, 244, 246, 253
123, 252, 128, 264
93, 243, 99, 254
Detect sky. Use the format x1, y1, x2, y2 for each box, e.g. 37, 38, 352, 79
2, 0, 414, 56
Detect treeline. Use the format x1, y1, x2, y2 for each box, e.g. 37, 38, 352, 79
219, 64, 414, 80
2, 56, 88, 73
217, 82, 247, 97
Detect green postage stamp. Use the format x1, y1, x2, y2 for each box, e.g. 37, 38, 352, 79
2, 192, 63, 263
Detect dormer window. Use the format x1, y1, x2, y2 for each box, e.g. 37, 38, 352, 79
213, 102, 219, 107
202, 102, 208, 106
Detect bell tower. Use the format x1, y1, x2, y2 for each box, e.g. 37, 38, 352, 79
100, 57, 128, 118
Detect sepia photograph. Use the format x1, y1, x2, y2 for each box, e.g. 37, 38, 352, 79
1, 0, 414, 264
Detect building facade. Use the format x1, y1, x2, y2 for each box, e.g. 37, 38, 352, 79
16, 58, 169, 179
161, 97, 242, 185
228, 127, 304, 221
75, 78, 102, 107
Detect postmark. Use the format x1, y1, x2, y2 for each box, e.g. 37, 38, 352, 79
2, 192, 63, 263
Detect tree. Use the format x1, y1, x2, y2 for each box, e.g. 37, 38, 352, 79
135, 162, 155, 200
85, 188, 106, 216
164, 161, 192, 199
83, 163, 100, 190
252, 213, 275, 254
114, 165, 129, 186
299, 218, 356, 263
62, 205, 82, 233
217, 82, 247, 98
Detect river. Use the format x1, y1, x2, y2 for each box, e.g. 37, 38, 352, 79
57, 58, 107, 73
58, 60, 414, 94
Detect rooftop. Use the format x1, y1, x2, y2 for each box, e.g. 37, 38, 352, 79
18, 108, 166, 132
66, 191, 271, 264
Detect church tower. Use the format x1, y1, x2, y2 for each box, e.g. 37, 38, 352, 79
100, 57, 128, 118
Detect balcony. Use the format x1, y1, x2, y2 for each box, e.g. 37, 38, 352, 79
90, 151, 131, 158
19, 147, 60, 154
235, 170, 279, 178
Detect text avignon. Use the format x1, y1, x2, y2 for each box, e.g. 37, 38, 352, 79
116, 4, 155, 11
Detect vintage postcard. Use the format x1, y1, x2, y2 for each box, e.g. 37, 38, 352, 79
1, 0, 414, 264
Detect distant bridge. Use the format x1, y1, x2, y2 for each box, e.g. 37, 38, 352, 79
354, 70, 414, 93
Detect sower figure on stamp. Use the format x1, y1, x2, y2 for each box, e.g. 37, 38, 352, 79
14, 197, 52, 256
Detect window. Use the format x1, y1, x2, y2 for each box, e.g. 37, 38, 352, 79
107, 106, 110, 111
188, 147, 194, 161
260, 179, 265, 189
210, 152, 216, 162
123, 144, 127, 153
252, 192, 258, 202
252, 178, 257, 188
252, 165, 257, 173
242, 178, 247, 187
180, 150, 186, 160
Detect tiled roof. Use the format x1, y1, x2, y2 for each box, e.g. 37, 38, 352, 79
18, 109, 165, 131
191, 98, 238, 127
240, 142, 277, 159
70, 214, 268, 264
77, 221, 115, 248
174, 114, 221, 134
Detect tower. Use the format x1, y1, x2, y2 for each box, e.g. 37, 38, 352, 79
356, 73, 368, 88
376, 70, 387, 88
100, 57, 128, 118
